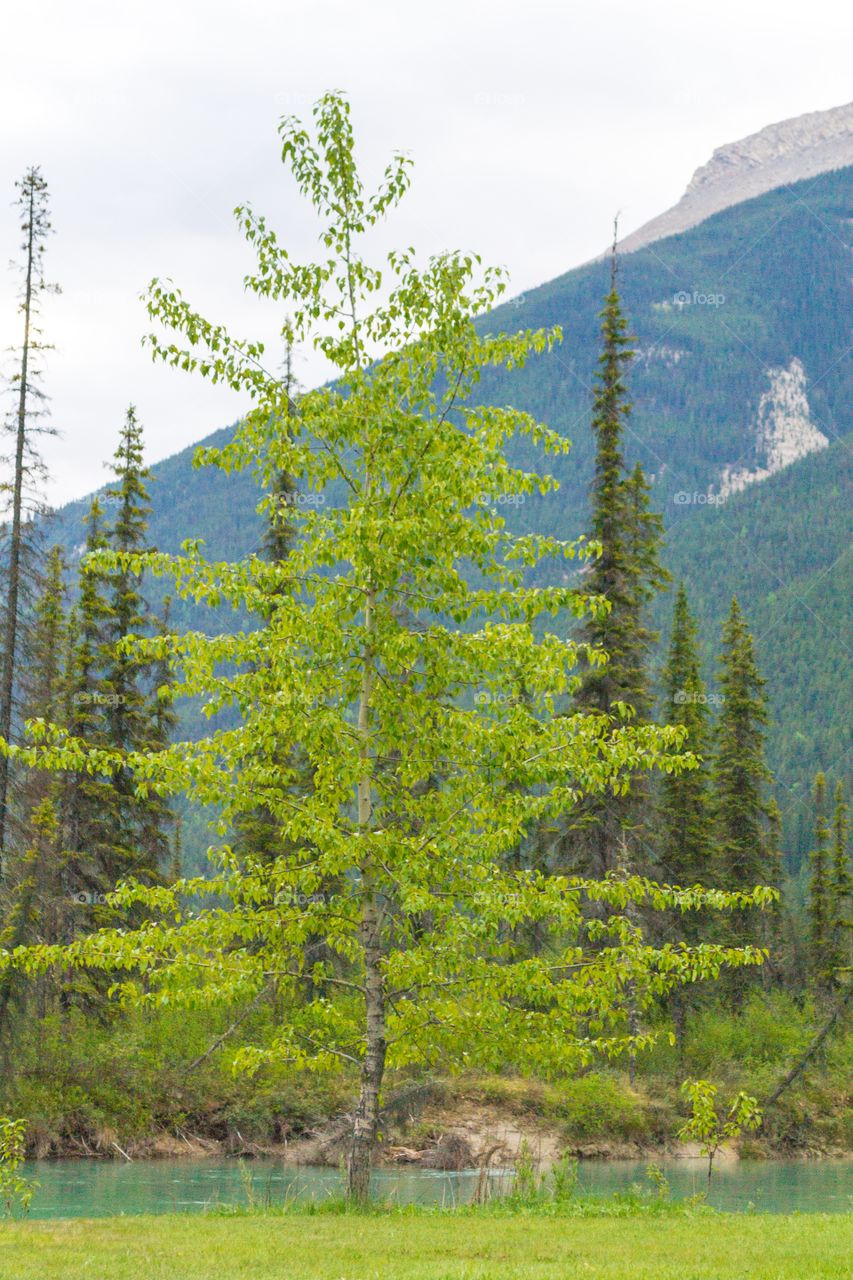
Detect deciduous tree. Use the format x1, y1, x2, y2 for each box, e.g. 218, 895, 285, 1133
1, 95, 772, 1203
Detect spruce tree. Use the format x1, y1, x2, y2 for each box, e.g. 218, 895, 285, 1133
22, 547, 67, 738
63, 499, 117, 910
0, 547, 68, 1032
576, 253, 640, 720
711, 598, 775, 965
233, 353, 299, 867
100, 407, 173, 883
0, 169, 59, 865
828, 781, 851, 983
658, 582, 712, 891
561, 249, 668, 877
657, 582, 714, 1043
623, 463, 668, 710
808, 772, 832, 988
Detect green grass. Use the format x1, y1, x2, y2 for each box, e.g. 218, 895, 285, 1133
1, 1209, 850, 1279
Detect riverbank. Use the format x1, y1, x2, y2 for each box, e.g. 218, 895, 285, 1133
1, 1207, 850, 1279
7, 991, 851, 1163
17, 1069, 851, 1166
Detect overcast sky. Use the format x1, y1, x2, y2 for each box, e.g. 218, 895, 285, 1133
1, 0, 850, 506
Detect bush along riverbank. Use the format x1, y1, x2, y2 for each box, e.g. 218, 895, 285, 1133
3, 989, 850, 1163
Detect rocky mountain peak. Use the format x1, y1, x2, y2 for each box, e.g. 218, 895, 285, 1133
617, 102, 853, 256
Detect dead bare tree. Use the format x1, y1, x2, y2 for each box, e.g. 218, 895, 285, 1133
0, 167, 58, 870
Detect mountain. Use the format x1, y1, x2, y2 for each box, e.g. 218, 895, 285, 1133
616, 100, 853, 255
48, 110, 853, 867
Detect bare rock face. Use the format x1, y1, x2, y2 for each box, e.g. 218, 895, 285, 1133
712, 358, 829, 499
618, 102, 853, 256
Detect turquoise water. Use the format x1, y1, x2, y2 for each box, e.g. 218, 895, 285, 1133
19, 1156, 853, 1218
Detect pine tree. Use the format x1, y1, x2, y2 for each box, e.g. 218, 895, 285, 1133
808, 772, 832, 988
63, 499, 117, 910
0, 801, 62, 1045
0, 168, 59, 865
233, 353, 299, 867
561, 247, 668, 877
0, 548, 68, 1031
657, 582, 715, 1043
658, 583, 712, 892
761, 795, 785, 985
623, 463, 668, 714
711, 598, 775, 964
828, 781, 851, 983
262, 338, 299, 568
100, 407, 173, 883
575, 252, 640, 720
22, 547, 67, 736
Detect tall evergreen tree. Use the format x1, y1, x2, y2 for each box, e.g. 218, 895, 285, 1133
711, 598, 775, 965
233, 352, 299, 866
828, 781, 851, 984
63, 499, 117, 910
22, 547, 67, 738
0, 548, 68, 1032
0, 168, 59, 865
658, 582, 712, 891
100, 407, 173, 883
657, 582, 714, 1043
808, 772, 832, 988
560, 246, 668, 877
622, 463, 668, 712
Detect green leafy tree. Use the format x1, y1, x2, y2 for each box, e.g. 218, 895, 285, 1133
0, 1117, 36, 1216
233, 352, 299, 867
1, 94, 772, 1202
678, 1079, 762, 1188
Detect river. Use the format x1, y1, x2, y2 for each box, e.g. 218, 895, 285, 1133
18, 1156, 853, 1218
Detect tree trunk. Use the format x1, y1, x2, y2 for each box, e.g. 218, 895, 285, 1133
347, 890, 386, 1202
346, 582, 385, 1203
763, 985, 852, 1112
672, 987, 687, 1067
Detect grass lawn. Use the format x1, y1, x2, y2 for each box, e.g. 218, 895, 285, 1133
0, 1209, 850, 1280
